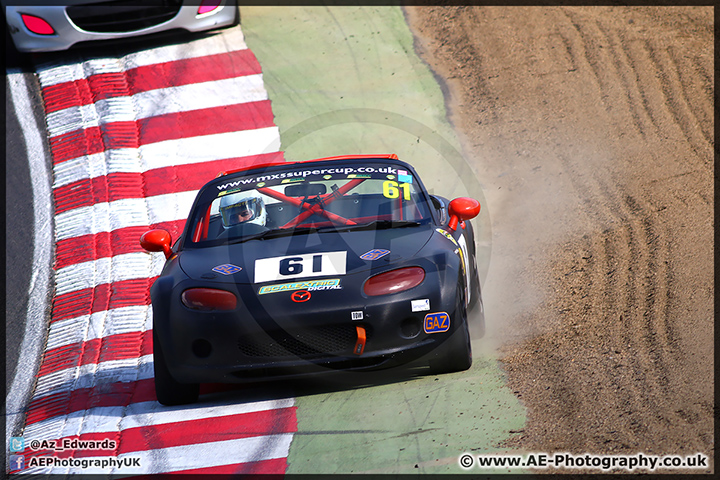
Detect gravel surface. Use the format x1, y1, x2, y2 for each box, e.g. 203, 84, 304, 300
405, 5, 713, 474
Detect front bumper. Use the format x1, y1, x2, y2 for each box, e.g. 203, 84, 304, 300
154, 268, 463, 384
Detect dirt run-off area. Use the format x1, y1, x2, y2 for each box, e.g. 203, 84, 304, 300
405, 5, 713, 473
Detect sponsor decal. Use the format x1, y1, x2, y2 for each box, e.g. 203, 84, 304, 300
212, 264, 243, 275
411, 299, 430, 312
256, 182, 266, 188
424, 312, 450, 334
323, 174, 332, 180
360, 248, 390, 261
281, 177, 305, 184
254, 251, 347, 283
218, 188, 241, 197
386, 174, 395, 180
398, 169, 413, 184
219, 187, 244, 197
351, 311, 364, 320
258, 278, 342, 295
457, 233, 471, 306
454, 248, 466, 276
436, 228, 459, 247
216, 166, 399, 191
291, 290, 311, 303
308, 284, 343, 291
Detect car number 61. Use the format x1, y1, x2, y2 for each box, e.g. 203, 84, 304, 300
255, 251, 347, 283
383, 181, 411, 200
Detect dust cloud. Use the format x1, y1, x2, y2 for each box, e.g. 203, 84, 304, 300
407, 5, 713, 472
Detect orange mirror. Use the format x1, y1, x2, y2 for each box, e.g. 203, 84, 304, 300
140, 229, 173, 259
448, 197, 480, 231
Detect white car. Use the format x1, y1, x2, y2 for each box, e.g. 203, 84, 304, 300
4, 0, 239, 52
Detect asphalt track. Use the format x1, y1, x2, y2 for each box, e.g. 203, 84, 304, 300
7, 6, 526, 475
6, 68, 55, 451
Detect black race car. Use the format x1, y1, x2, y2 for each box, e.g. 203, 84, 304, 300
141, 154, 484, 405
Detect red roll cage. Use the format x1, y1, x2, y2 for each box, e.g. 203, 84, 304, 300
193, 155, 402, 242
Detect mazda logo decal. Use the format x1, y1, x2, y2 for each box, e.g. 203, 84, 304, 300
291, 290, 311, 302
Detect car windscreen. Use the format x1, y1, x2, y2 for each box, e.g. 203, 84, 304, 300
183, 162, 433, 247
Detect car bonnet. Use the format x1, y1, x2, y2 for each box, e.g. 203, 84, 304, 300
177, 225, 434, 285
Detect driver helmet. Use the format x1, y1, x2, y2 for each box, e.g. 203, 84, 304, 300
219, 191, 266, 227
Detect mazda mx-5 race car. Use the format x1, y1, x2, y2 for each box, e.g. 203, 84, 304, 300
141, 154, 484, 405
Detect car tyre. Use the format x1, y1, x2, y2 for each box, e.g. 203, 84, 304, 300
428, 290, 472, 374
230, 5, 241, 27
468, 254, 481, 312
463, 224, 485, 338
153, 329, 199, 406
468, 255, 486, 338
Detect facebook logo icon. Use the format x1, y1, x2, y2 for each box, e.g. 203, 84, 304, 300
10, 455, 25, 470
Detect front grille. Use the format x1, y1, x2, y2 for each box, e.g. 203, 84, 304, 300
230, 356, 390, 379
238, 325, 365, 358
66, 0, 182, 33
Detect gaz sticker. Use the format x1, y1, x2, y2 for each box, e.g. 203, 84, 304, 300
254, 251, 347, 283
424, 312, 450, 334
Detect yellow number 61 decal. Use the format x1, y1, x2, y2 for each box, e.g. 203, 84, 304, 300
383, 181, 411, 200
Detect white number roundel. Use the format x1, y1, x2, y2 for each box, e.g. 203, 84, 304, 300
254, 251, 347, 283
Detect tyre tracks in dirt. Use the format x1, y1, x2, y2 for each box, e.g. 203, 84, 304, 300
405, 5, 713, 473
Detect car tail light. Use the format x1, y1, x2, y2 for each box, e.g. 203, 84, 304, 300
21, 14, 55, 35
182, 288, 237, 311
197, 0, 221, 15
363, 267, 425, 296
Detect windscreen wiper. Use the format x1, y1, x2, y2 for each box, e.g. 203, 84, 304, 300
227, 226, 320, 244
318, 220, 423, 233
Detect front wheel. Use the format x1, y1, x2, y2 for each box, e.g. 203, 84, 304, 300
467, 250, 486, 339
428, 295, 472, 374
153, 329, 199, 406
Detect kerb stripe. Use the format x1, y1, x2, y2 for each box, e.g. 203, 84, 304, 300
54, 152, 283, 216
42, 49, 263, 114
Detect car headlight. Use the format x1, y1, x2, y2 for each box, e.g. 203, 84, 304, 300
21, 14, 56, 35
181, 288, 237, 311
363, 267, 425, 296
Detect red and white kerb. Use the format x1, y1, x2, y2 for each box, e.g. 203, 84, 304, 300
15, 27, 296, 475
